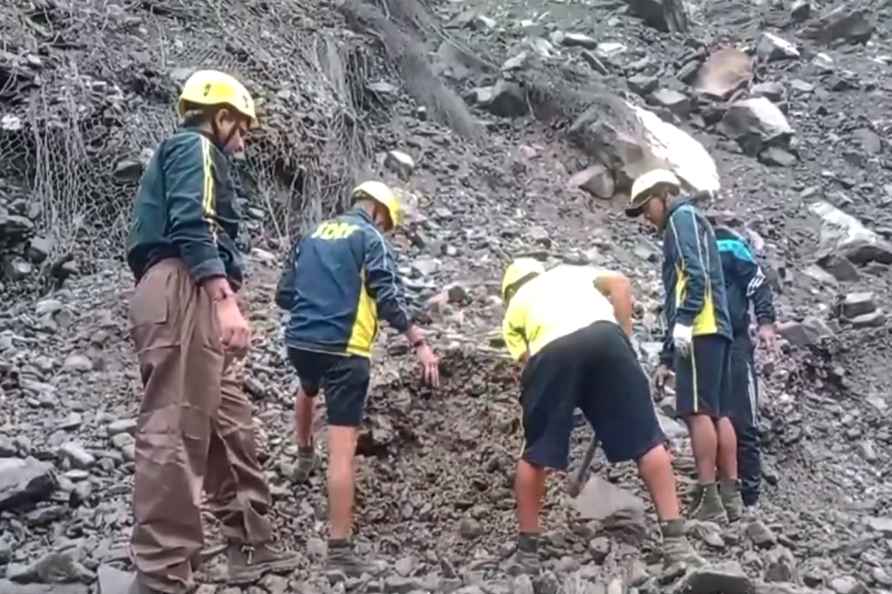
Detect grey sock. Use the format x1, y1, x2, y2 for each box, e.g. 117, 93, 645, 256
661, 518, 686, 538
518, 533, 539, 552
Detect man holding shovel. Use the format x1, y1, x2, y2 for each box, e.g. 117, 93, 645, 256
500, 259, 702, 574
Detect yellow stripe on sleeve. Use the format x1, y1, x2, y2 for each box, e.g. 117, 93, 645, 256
200, 137, 217, 241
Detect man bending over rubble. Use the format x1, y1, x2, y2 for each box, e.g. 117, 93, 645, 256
276, 180, 440, 577
714, 225, 777, 515
500, 258, 703, 574
125, 70, 298, 594
626, 169, 745, 524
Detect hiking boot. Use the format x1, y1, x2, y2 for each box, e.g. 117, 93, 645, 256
719, 479, 744, 523
326, 540, 385, 578
505, 533, 541, 576
292, 445, 318, 484
227, 542, 299, 585
689, 483, 726, 524
660, 519, 706, 568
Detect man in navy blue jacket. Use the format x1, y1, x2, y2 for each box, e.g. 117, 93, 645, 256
126, 70, 297, 593
276, 180, 439, 577
714, 225, 777, 512
626, 169, 744, 525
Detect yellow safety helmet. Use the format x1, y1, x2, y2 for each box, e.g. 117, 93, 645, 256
625, 169, 681, 217
352, 181, 404, 230
501, 258, 545, 302
177, 70, 258, 128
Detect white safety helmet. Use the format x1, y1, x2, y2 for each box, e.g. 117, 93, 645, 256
625, 169, 681, 217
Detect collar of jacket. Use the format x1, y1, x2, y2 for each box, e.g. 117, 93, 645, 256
714, 225, 744, 242
347, 205, 374, 224
179, 125, 226, 153
661, 195, 694, 231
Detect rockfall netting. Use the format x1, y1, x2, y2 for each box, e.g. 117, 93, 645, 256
0, 0, 375, 288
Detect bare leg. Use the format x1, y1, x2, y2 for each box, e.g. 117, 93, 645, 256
515, 459, 547, 534
685, 414, 718, 483
637, 444, 680, 521
715, 417, 739, 480
327, 426, 358, 539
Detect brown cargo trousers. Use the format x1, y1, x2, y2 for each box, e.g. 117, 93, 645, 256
128, 258, 273, 593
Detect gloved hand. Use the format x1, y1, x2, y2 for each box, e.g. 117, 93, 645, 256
672, 324, 693, 357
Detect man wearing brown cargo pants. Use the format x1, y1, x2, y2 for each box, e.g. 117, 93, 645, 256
125, 70, 298, 593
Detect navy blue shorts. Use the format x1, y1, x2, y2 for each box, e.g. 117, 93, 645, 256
519, 321, 666, 470
673, 334, 731, 419
287, 348, 370, 427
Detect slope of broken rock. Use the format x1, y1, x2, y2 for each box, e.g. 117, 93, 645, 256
1, 0, 892, 593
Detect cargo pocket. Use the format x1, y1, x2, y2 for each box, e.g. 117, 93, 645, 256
129, 270, 180, 353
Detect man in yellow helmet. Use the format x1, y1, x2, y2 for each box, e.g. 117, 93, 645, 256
500, 259, 703, 574
125, 70, 297, 593
276, 180, 440, 577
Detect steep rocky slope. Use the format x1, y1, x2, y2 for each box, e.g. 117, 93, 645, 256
1, 0, 892, 593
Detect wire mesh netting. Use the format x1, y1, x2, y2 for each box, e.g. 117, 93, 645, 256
0, 0, 376, 279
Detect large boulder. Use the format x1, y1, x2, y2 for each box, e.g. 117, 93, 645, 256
756, 33, 800, 62
809, 201, 892, 265
624, 0, 690, 33
841, 292, 876, 319
0, 457, 57, 511
568, 164, 616, 199
673, 562, 754, 594
719, 97, 794, 155
694, 48, 753, 100
472, 80, 529, 118
802, 2, 876, 45
569, 94, 720, 195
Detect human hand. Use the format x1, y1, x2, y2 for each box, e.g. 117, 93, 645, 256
216, 296, 251, 358
758, 323, 777, 352
415, 342, 440, 387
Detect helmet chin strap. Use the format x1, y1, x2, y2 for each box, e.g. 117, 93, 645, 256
378, 204, 395, 231
210, 112, 240, 152
222, 124, 239, 150
373, 204, 386, 228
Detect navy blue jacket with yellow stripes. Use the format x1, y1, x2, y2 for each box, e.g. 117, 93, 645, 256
275, 207, 412, 358
659, 198, 733, 367
126, 127, 244, 288
714, 226, 776, 337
